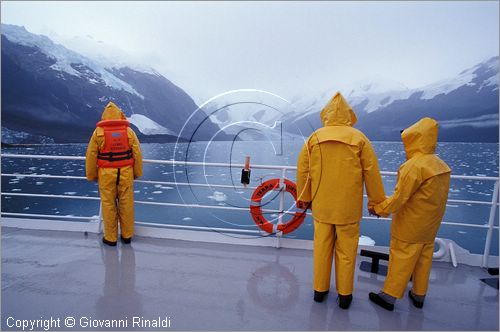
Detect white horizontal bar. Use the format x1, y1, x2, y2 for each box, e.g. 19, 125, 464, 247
2, 154, 86, 161
2, 174, 498, 207
2, 154, 498, 181
134, 199, 303, 216
0, 192, 307, 215
1, 192, 100, 200
1, 212, 97, 220
448, 198, 500, 206
134, 179, 258, 190
1, 174, 259, 190
135, 221, 261, 234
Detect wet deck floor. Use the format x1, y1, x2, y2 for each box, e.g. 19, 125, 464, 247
2, 226, 498, 330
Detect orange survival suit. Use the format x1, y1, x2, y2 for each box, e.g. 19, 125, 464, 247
86, 102, 143, 244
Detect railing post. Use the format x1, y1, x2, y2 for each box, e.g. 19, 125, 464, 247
276, 168, 287, 249
482, 180, 499, 268
98, 203, 103, 234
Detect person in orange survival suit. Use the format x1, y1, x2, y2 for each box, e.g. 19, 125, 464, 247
86, 102, 143, 246
368, 117, 451, 311
296, 92, 386, 308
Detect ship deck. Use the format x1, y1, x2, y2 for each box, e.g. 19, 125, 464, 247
1, 226, 499, 331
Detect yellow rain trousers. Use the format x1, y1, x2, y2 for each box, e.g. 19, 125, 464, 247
296, 92, 386, 294
383, 238, 434, 298
374, 117, 451, 298
86, 102, 143, 242
313, 221, 359, 295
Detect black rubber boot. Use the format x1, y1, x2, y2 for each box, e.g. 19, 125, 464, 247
408, 290, 424, 308
338, 294, 353, 309
314, 290, 329, 303
369, 292, 394, 311
121, 236, 132, 244
102, 237, 117, 247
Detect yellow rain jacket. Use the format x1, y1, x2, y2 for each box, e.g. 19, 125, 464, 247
296, 92, 386, 224
374, 117, 451, 243
86, 102, 143, 242
296, 92, 386, 296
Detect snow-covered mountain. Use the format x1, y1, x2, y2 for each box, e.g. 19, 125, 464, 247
1, 24, 226, 143
284, 56, 499, 142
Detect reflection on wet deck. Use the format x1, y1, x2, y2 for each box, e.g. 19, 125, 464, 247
2, 227, 498, 330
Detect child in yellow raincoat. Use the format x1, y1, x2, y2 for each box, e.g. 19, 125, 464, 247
369, 117, 451, 311
296, 92, 386, 308
86, 102, 143, 246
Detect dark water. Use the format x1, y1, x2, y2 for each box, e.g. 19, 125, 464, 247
1, 140, 498, 255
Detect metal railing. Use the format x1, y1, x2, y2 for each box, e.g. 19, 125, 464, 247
1, 153, 499, 266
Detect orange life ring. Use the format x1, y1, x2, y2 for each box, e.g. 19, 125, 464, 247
250, 178, 306, 234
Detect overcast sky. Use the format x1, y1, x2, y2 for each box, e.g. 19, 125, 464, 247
2, 1, 499, 102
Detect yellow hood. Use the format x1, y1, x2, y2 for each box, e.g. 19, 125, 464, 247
101, 102, 126, 120
401, 117, 438, 159
320, 92, 357, 127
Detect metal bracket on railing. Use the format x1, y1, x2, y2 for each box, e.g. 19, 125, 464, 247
97, 203, 103, 234
276, 168, 287, 249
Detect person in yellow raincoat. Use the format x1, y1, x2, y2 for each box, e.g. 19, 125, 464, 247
368, 117, 451, 311
86, 102, 143, 246
296, 92, 386, 308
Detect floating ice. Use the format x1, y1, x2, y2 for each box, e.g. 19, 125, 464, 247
152, 191, 162, 194
11, 189, 21, 192
208, 191, 227, 202
35, 182, 44, 185
458, 231, 467, 234
182, 217, 192, 221
64, 192, 77, 195
446, 204, 459, 208
359, 235, 376, 246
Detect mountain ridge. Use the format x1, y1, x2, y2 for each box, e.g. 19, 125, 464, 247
283, 56, 499, 142
1, 24, 226, 143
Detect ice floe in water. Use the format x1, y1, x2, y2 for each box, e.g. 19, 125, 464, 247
152, 191, 162, 194
208, 191, 227, 202
11, 189, 21, 192
359, 235, 375, 246
182, 217, 192, 221
458, 231, 467, 234
446, 204, 459, 208
64, 192, 77, 195
35, 182, 44, 185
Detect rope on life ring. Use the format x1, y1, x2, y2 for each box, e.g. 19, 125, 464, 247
249, 178, 306, 234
